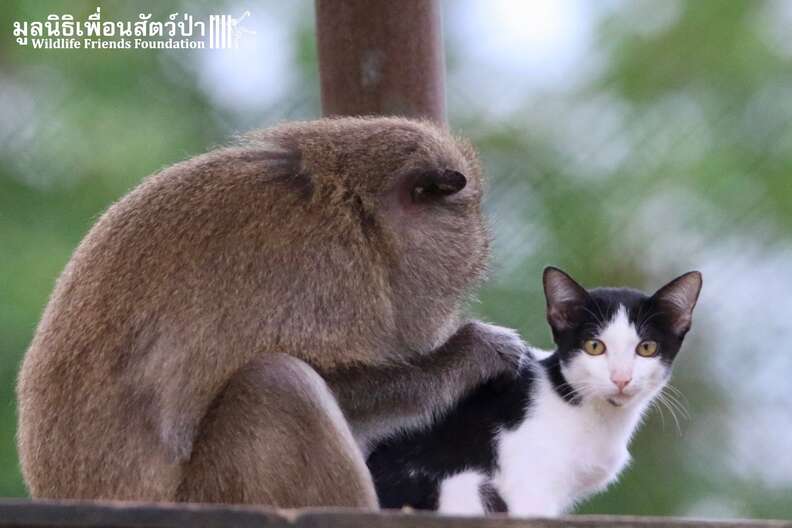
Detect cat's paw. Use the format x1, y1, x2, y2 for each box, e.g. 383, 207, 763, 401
437, 471, 488, 516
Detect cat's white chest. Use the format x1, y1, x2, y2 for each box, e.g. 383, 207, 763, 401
573, 435, 630, 494
492, 377, 636, 517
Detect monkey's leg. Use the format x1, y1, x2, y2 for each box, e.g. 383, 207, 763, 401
176, 354, 377, 508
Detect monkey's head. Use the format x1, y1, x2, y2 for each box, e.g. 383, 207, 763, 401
250, 118, 489, 358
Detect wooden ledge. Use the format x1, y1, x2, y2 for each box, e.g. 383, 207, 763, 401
0, 499, 789, 528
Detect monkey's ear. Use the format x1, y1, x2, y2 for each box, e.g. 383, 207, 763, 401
411, 169, 467, 202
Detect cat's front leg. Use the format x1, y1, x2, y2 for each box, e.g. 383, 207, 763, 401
437, 470, 489, 516
496, 473, 569, 518
506, 492, 565, 518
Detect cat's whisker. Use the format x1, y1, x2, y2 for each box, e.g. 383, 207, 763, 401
637, 311, 661, 335
648, 398, 667, 431
659, 386, 690, 420
581, 306, 604, 327
662, 391, 690, 421
654, 394, 676, 434
653, 400, 669, 431
634, 303, 647, 333
664, 394, 688, 417
663, 383, 683, 396
574, 382, 606, 402
656, 393, 683, 435
665, 384, 691, 407
592, 299, 607, 327
559, 381, 601, 397
554, 381, 593, 402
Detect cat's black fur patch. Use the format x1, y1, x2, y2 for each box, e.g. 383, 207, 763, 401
541, 353, 580, 405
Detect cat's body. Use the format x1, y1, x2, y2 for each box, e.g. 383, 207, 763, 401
368, 268, 702, 517
368, 348, 642, 517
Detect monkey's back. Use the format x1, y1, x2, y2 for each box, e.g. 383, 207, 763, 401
16, 143, 383, 499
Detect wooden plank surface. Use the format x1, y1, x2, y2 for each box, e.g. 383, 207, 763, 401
0, 499, 286, 527
0, 500, 790, 528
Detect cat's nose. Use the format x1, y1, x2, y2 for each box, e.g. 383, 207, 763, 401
611, 375, 631, 392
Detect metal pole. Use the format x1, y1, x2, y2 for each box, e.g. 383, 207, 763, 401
315, 0, 447, 125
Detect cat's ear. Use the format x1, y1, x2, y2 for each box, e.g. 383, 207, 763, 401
650, 271, 703, 338
543, 267, 589, 333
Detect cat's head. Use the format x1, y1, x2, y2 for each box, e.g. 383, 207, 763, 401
543, 267, 702, 407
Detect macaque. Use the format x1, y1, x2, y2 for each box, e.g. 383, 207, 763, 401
17, 117, 522, 507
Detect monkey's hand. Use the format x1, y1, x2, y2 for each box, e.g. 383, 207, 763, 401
465, 320, 526, 371
325, 320, 527, 452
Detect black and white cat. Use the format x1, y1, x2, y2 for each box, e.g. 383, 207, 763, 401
367, 267, 702, 517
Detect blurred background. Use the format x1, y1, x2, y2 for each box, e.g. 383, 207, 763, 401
1, 0, 791, 519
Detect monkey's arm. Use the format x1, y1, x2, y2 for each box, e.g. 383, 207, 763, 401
324, 321, 525, 451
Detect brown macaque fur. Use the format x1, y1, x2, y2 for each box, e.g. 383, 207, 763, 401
17, 117, 520, 506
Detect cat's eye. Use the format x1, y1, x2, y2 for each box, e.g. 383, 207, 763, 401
636, 341, 659, 357
583, 339, 606, 356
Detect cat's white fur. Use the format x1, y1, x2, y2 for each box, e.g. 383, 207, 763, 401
437, 471, 488, 516
437, 305, 668, 517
